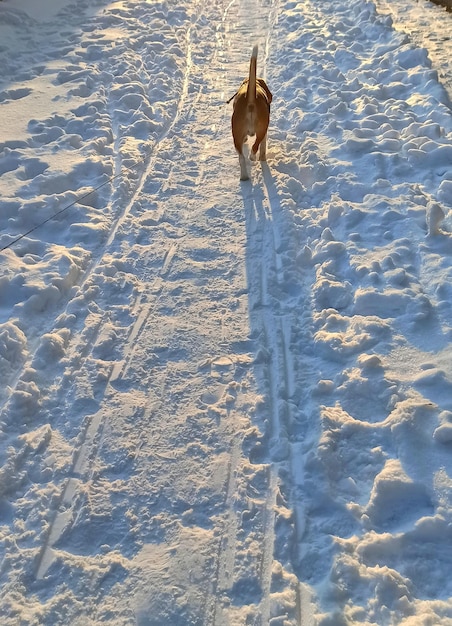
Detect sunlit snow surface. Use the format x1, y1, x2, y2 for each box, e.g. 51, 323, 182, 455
0, 0, 452, 623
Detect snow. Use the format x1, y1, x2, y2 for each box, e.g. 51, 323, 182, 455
0, 0, 452, 622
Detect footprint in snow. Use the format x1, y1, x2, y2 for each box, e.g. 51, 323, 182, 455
199, 356, 235, 407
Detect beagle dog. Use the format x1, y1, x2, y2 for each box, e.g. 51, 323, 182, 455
231, 45, 273, 181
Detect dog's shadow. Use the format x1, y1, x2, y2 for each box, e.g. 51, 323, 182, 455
240, 161, 281, 238
239, 159, 286, 322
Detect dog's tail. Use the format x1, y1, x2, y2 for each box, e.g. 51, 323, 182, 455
245, 45, 258, 109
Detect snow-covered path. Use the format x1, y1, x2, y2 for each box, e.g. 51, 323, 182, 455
1, 0, 452, 623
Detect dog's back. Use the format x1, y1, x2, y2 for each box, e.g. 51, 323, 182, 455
231, 46, 272, 180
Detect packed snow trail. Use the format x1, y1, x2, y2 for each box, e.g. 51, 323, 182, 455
1, 0, 452, 624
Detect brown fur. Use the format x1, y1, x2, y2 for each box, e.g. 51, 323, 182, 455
231, 46, 272, 181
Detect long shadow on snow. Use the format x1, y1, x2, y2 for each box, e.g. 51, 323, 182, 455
240, 162, 359, 590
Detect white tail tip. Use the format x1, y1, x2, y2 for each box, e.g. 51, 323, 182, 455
251, 45, 258, 58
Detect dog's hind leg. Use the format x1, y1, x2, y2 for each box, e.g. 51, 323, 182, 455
258, 134, 267, 161
238, 152, 249, 180
251, 131, 267, 162
233, 133, 249, 180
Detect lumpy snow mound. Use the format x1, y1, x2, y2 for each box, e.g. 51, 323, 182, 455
0, 0, 451, 624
